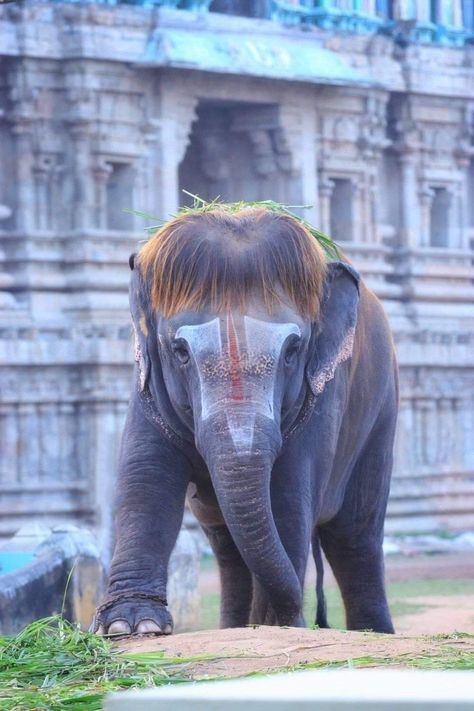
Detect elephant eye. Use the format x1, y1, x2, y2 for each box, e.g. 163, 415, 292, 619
172, 341, 190, 365
284, 338, 301, 365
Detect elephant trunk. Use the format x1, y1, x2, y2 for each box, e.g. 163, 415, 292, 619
200, 412, 302, 625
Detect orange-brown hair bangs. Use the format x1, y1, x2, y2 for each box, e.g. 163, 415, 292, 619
138, 208, 327, 321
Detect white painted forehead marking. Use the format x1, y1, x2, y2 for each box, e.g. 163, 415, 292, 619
176, 318, 222, 355
176, 317, 300, 353
244, 315, 300, 351
175, 316, 301, 453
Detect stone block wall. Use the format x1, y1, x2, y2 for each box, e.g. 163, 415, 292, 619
0, 3, 473, 553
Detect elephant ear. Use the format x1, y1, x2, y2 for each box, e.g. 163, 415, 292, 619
306, 262, 360, 397
129, 252, 153, 392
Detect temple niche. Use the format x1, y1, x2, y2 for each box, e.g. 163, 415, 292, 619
179, 102, 299, 207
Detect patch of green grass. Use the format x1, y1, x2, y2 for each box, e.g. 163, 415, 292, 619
199, 592, 221, 631
0, 616, 200, 711
387, 578, 474, 598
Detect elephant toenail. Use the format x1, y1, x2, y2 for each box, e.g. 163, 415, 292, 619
107, 620, 132, 636
136, 619, 162, 634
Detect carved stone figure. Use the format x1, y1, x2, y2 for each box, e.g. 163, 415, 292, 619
94, 207, 398, 636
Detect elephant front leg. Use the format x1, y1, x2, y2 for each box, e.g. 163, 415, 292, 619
320, 530, 393, 633
319, 415, 395, 634
94, 397, 192, 636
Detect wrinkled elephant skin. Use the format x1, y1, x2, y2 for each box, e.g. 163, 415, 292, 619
94, 210, 397, 636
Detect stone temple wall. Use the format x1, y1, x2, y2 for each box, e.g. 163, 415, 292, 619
0, 3, 473, 557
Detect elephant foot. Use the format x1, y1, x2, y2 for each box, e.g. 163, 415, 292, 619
251, 601, 305, 628
93, 592, 173, 637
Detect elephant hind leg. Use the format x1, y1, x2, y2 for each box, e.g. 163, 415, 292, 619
250, 578, 305, 627
249, 578, 277, 626
204, 525, 252, 628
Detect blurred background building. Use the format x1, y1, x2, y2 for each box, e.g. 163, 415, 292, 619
0, 0, 473, 558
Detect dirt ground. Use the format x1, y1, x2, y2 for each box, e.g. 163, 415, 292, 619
119, 626, 474, 678
119, 552, 474, 676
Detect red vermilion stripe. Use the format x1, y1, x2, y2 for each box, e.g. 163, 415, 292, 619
226, 312, 244, 401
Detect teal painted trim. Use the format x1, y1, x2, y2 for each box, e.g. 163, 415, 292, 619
47, 1, 474, 45
140, 26, 378, 86
272, 1, 383, 33
382, 18, 474, 47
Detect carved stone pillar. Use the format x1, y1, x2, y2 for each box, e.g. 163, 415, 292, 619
418, 184, 435, 247
0, 404, 18, 485
451, 181, 464, 250
70, 124, 95, 232
351, 178, 365, 243
398, 151, 420, 248
12, 121, 35, 234
455, 112, 474, 250
318, 176, 335, 235
279, 102, 319, 224
92, 160, 113, 230
33, 153, 60, 232
158, 91, 198, 216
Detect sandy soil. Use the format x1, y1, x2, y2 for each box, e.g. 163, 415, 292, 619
118, 553, 474, 678
118, 625, 474, 678
395, 595, 474, 635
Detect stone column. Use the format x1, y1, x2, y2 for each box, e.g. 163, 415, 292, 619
157, 91, 198, 217
12, 122, 35, 234
451, 181, 464, 250
351, 178, 364, 243
318, 176, 335, 235
70, 124, 95, 232
398, 151, 421, 249
279, 102, 319, 225
92, 159, 112, 230
33, 156, 50, 232
0, 404, 18, 485
418, 183, 434, 247
454, 114, 474, 250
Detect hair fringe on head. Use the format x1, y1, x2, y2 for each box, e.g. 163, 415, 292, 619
138, 207, 327, 321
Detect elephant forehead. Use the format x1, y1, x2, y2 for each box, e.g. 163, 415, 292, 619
175, 315, 300, 359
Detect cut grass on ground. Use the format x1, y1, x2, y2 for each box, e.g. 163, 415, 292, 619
0, 616, 200, 711
1, 617, 474, 710
198, 578, 474, 631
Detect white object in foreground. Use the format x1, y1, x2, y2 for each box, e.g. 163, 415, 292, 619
105, 669, 474, 710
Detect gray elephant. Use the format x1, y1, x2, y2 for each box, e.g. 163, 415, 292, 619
94, 207, 398, 636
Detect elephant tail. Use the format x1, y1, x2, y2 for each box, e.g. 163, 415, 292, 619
313, 529, 329, 629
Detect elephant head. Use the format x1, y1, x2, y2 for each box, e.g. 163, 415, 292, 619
131, 208, 359, 625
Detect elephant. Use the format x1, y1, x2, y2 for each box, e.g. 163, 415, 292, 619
93, 207, 398, 637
